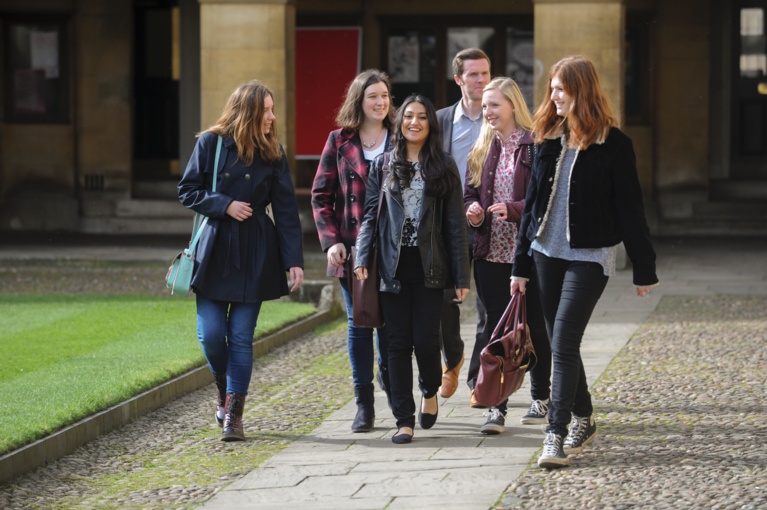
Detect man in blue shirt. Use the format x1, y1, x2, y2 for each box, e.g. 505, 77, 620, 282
436, 48, 491, 401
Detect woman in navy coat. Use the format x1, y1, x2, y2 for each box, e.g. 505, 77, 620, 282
178, 80, 304, 441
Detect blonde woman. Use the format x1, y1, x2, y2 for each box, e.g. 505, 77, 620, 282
464, 77, 550, 435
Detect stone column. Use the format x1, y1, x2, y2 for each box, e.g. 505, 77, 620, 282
532, 0, 625, 124
199, 0, 296, 164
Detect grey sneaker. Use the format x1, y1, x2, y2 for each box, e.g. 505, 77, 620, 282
538, 432, 569, 468
563, 414, 597, 454
520, 398, 550, 425
479, 408, 506, 435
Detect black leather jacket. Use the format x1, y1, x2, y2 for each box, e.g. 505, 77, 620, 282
354, 153, 471, 293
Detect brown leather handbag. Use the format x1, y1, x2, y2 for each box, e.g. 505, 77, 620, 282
474, 290, 537, 407
347, 163, 387, 329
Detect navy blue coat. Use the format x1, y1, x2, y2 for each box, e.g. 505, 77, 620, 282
178, 131, 304, 303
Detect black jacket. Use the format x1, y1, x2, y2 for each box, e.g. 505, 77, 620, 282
512, 127, 658, 286
354, 154, 471, 293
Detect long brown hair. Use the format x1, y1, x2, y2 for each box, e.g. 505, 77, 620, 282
532, 55, 617, 148
466, 77, 532, 187
203, 80, 282, 164
335, 69, 395, 131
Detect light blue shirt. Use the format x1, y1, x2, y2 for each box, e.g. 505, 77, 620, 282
451, 102, 483, 188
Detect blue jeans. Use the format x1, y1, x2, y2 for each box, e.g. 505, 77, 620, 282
196, 293, 262, 395
339, 278, 387, 388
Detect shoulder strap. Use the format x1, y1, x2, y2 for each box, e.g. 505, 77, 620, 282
189, 135, 223, 247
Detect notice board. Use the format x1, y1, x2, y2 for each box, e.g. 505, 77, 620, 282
295, 27, 362, 158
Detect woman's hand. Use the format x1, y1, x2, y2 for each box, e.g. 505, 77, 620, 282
289, 267, 304, 292
225, 201, 253, 222
635, 286, 652, 298
327, 243, 347, 267
510, 277, 527, 295
487, 202, 508, 221
466, 201, 484, 226
454, 288, 469, 303
353, 267, 368, 280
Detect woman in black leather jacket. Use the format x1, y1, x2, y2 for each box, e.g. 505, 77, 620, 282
511, 56, 658, 468
354, 94, 470, 444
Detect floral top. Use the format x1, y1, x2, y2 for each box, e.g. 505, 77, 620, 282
487, 129, 523, 263
401, 164, 424, 246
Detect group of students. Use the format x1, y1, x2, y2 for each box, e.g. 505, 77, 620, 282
178, 49, 658, 469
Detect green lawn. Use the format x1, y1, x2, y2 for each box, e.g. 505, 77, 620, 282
0, 295, 316, 455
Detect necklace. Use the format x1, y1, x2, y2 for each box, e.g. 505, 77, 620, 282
361, 127, 385, 149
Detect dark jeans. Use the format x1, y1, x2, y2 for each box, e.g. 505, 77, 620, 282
467, 259, 550, 414
338, 278, 388, 390
533, 250, 608, 437
381, 247, 443, 429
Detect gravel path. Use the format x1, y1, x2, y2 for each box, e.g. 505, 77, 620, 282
497, 294, 767, 510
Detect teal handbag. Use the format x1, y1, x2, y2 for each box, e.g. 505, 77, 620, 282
166, 135, 222, 296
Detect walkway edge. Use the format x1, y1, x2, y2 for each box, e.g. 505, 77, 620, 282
0, 286, 343, 484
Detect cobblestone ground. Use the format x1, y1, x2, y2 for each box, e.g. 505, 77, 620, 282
497, 295, 767, 510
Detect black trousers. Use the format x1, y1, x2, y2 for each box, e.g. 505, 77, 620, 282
381, 247, 444, 429
533, 250, 608, 436
467, 258, 550, 413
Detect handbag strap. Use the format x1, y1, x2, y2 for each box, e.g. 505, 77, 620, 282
188, 135, 223, 250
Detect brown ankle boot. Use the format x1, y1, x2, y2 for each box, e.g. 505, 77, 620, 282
214, 374, 227, 427
221, 393, 246, 442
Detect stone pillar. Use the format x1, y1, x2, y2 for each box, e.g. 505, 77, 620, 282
532, 0, 625, 125
199, 0, 296, 164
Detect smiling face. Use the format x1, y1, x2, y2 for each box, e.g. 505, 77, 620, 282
361, 81, 390, 124
261, 94, 275, 134
550, 75, 573, 118
400, 101, 430, 149
482, 88, 516, 137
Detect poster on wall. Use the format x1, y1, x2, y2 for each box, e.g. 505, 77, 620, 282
296, 27, 362, 158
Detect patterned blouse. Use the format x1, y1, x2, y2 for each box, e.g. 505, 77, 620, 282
487, 129, 523, 263
401, 164, 424, 247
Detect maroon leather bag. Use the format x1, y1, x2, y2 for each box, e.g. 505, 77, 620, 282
474, 290, 537, 407
347, 163, 387, 329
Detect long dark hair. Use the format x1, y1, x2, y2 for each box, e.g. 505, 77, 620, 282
389, 94, 455, 199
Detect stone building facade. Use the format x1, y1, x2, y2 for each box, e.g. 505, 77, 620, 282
0, 0, 764, 235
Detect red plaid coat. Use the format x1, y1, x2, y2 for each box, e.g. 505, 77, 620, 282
311, 128, 390, 277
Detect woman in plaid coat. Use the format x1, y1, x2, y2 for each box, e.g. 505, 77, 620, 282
311, 70, 394, 432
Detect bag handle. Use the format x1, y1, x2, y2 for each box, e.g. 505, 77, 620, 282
188, 135, 223, 251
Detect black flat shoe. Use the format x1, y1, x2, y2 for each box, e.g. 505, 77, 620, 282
392, 428, 413, 444
418, 395, 438, 430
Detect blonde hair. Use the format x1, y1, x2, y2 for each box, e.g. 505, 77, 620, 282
466, 77, 532, 187
203, 80, 281, 165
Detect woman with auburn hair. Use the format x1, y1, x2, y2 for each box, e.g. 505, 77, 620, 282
463, 77, 550, 435
311, 69, 395, 432
511, 56, 658, 468
178, 79, 304, 441
354, 94, 470, 444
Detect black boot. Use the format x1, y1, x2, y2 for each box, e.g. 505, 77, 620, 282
351, 385, 375, 433
221, 393, 247, 442
214, 374, 227, 427
376, 368, 393, 410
